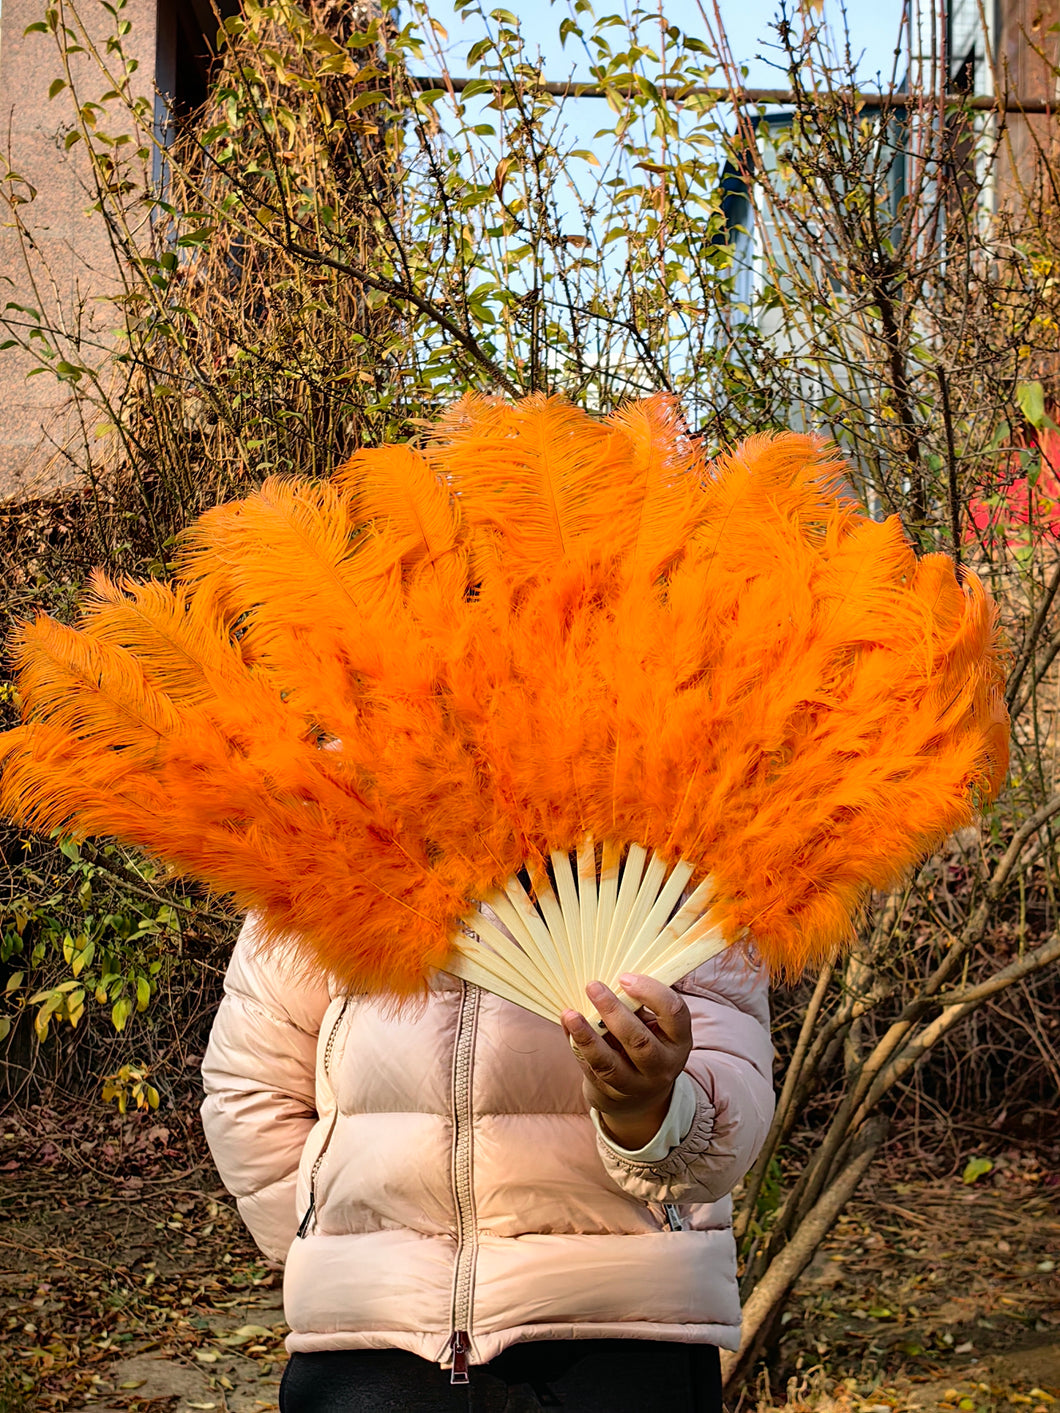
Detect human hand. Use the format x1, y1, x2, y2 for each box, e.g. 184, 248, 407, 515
561, 973, 693, 1151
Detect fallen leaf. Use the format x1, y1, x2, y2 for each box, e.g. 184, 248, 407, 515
219, 1323, 273, 1345
962, 1156, 993, 1184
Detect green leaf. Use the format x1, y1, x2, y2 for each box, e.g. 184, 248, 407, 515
48, 78, 67, 100
1017, 380, 1047, 429
456, 78, 494, 100
962, 1156, 993, 1184
176, 226, 216, 248
136, 976, 151, 1012
0, 1018, 10, 1042
347, 90, 386, 113
112, 996, 133, 1032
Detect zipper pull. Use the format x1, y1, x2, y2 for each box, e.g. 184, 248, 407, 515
296, 1191, 316, 1240
663, 1202, 684, 1232
449, 1330, 470, 1385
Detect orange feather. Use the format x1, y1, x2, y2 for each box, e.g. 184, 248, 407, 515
0, 400, 1009, 996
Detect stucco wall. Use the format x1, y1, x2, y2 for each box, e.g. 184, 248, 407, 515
0, 0, 160, 500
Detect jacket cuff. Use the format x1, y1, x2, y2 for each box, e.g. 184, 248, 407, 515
590, 1072, 698, 1161
593, 1075, 718, 1203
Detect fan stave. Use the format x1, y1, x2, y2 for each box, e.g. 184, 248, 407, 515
450, 838, 728, 1026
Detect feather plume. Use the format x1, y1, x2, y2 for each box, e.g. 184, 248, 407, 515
604, 394, 709, 583
0, 399, 1009, 1015
430, 393, 630, 574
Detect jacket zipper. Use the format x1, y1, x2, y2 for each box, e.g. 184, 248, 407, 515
448, 1328, 470, 1384
296, 996, 350, 1240
448, 980, 480, 1384
661, 1202, 685, 1232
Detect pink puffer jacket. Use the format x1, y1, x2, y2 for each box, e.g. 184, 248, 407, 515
201, 916, 774, 1368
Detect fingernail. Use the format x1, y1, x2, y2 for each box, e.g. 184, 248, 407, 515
586, 981, 606, 1001
618, 973, 637, 987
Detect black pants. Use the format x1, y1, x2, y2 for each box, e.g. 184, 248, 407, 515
278, 1341, 724, 1412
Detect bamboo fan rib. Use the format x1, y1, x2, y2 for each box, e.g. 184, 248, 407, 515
450, 840, 727, 1027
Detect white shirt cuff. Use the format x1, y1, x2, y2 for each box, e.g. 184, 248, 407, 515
591, 1071, 698, 1162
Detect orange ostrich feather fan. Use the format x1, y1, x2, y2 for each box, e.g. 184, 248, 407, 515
0, 395, 1009, 1024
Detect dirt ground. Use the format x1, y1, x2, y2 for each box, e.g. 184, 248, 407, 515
746, 1146, 1060, 1412
0, 1106, 1057, 1412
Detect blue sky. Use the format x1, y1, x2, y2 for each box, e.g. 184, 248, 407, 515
423, 2, 908, 89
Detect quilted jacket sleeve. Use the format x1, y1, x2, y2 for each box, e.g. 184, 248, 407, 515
595, 946, 775, 1205
201, 916, 332, 1264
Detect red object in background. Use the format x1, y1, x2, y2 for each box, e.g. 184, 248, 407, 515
967, 423, 1060, 548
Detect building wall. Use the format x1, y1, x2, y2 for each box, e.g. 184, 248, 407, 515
0, 0, 160, 499
996, 0, 1060, 207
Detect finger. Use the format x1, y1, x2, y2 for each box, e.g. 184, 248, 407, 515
562, 1009, 638, 1089
585, 982, 663, 1075
618, 973, 692, 1049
